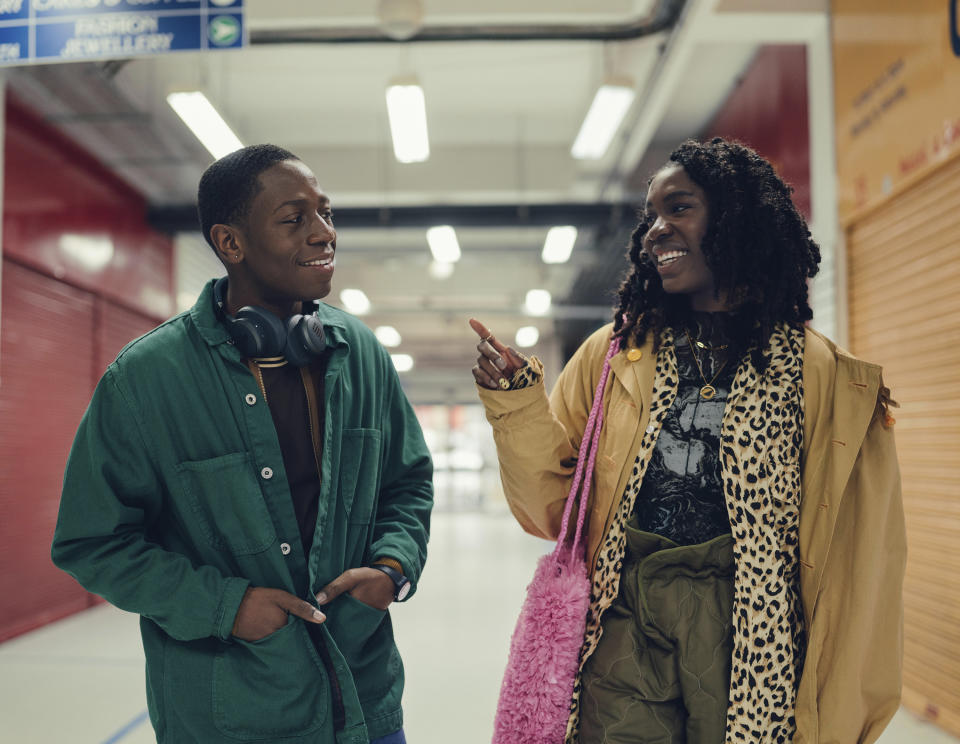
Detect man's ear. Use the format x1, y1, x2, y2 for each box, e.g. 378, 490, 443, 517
210, 224, 243, 265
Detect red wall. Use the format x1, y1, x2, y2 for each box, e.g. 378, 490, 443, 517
0, 96, 173, 642
704, 45, 811, 219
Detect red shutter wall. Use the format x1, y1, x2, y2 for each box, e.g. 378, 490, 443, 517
704, 44, 811, 219
0, 96, 172, 642
0, 262, 97, 637
95, 296, 160, 374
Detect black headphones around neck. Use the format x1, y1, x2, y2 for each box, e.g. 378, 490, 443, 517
213, 277, 327, 367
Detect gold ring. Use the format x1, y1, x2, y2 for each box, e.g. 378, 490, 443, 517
483, 335, 493, 343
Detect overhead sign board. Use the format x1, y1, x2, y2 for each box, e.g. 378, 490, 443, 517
832, 0, 960, 221
0, 0, 244, 66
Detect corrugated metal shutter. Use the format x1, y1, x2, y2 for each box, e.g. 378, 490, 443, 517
95, 296, 159, 373
0, 260, 97, 640
0, 263, 160, 641
847, 152, 960, 737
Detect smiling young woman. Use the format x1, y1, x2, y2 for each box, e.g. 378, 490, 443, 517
640, 163, 722, 310
471, 138, 905, 744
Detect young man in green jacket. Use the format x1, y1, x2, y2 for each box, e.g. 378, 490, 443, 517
51, 145, 433, 744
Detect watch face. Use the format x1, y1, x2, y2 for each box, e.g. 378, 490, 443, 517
396, 581, 411, 601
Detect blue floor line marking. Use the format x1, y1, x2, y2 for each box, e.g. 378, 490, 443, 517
101, 709, 149, 744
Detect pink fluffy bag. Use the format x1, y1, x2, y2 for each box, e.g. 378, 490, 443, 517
492, 336, 621, 744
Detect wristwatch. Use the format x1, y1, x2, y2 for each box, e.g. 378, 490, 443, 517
370, 563, 411, 601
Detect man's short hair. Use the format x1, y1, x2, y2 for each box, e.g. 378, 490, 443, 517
197, 144, 298, 251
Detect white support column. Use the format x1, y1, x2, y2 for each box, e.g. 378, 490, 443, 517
698, 11, 842, 342
805, 18, 843, 345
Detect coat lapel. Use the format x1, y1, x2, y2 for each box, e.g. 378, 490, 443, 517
608, 332, 658, 416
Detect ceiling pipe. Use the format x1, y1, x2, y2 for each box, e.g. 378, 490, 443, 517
148, 201, 639, 235
250, 0, 685, 45
599, 0, 717, 199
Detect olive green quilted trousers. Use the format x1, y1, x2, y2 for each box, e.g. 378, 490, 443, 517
579, 519, 735, 744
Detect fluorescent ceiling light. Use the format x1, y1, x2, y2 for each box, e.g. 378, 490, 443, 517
541, 226, 578, 264
340, 288, 371, 315
515, 326, 540, 348
391, 353, 414, 373
524, 289, 552, 317
428, 260, 455, 280
166, 91, 243, 159
375, 325, 402, 347
386, 80, 430, 163
426, 225, 461, 263
59, 234, 114, 271
571, 83, 635, 160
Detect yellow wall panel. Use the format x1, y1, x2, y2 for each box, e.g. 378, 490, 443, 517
847, 151, 960, 736
833, 0, 960, 221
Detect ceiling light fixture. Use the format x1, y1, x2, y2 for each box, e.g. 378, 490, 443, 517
391, 353, 414, 373
428, 260, 455, 280
375, 326, 402, 347
516, 326, 540, 348
340, 288, 371, 315
541, 226, 578, 264
386, 77, 430, 163
166, 91, 243, 159
524, 289, 552, 317
59, 234, 115, 272
426, 225, 461, 263
571, 80, 635, 160
377, 0, 424, 40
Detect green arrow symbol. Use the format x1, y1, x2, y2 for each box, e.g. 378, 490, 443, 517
209, 16, 240, 47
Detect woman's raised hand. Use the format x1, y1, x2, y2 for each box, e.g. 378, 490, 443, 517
469, 318, 526, 390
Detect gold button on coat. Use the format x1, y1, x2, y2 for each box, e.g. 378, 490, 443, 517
627, 349, 643, 361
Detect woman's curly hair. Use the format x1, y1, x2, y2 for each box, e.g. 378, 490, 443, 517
612, 137, 821, 370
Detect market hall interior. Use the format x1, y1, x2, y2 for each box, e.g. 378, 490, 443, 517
1, 1, 958, 742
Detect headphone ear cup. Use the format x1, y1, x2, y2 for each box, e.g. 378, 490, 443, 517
284, 315, 327, 367
231, 307, 287, 358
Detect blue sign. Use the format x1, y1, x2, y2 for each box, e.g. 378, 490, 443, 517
0, 0, 244, 66
952, 0, 960, 57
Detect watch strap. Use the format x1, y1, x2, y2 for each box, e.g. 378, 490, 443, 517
370, 563, 410, 601
372, 557, 404, 574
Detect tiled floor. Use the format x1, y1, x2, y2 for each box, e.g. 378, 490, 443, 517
1, 511, 955, 744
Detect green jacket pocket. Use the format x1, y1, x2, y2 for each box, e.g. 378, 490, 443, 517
324, 594, 399, 705
339, 429, 382, 525
175, 452, 276, 555
212, 618, 329, 739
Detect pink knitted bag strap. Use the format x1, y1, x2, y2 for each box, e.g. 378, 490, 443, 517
553, 335, 622, 558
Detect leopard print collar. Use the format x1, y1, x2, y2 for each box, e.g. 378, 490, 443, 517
567, 323, 805, 743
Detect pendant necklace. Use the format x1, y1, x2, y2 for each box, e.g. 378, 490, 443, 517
685, 331, 728, 400
693, 338, 729, 352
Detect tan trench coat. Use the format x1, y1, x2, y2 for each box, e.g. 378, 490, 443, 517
479, 323, 906, 744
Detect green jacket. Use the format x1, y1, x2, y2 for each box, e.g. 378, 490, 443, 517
52, 279, 434, 743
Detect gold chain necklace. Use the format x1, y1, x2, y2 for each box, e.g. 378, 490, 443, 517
685, 331, 728, 400
693, 338, 729, 351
